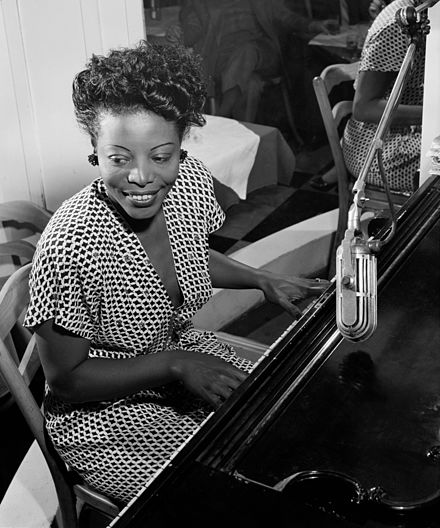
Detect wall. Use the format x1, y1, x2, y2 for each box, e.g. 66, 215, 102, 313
420, 2, 440, 184
0, 0, 145, 210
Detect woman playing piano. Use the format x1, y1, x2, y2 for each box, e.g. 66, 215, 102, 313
23, 41, 328, 504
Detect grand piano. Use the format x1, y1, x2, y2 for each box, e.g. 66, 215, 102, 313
110, 175, 440, 528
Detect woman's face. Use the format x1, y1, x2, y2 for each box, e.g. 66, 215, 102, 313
95, 110, 181, 221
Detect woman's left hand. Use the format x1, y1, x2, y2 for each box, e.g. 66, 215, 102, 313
259, 273, 330, 318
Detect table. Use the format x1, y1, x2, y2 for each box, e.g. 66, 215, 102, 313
308, 23, 370, 64
210, 121, 296, 211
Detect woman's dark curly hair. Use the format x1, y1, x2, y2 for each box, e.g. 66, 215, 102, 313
72, 40, 207, 141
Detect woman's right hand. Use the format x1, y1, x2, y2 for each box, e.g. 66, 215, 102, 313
169, 351, 248, 409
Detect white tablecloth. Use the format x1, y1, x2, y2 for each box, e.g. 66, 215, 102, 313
182, 115, 260, 200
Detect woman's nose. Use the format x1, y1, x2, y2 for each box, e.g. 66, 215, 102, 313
128, 161, 153, 186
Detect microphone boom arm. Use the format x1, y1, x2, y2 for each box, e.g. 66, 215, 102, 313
336, 3, 433, 341
351, 6, 428, 250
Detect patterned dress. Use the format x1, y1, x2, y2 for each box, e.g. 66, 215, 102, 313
24, 156, 254, 504
342, 0, 425, 193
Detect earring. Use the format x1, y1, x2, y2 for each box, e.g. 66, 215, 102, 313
179, 149, 188, 162
88, 153, 99, 166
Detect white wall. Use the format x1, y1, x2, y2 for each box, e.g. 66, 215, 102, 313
420, 2, 440, 184
1, 0, 145, 210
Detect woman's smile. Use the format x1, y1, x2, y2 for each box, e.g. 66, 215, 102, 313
123, 189, 160, 207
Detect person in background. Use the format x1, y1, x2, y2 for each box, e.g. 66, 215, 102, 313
24, 41, 328, 504
368, 0, 391, 19
342, 0, 424, 193
179, 0, 337, 122
294, 0, 375, 149
310, 0, 422, 192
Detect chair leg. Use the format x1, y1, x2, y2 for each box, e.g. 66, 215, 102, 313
327, 188, 351, 280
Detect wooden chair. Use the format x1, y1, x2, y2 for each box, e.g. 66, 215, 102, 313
0, 263, 121, 528
0, 200, 52, 287
312, 62, 412, 278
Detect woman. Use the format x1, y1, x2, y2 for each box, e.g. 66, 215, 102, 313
342, 0, 425, 193
310, 0, 420, 192
24, 41, 328, 504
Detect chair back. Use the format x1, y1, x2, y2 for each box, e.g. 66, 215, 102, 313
0, 200, 52, 287
0, 263, 120, 528
0, 200, 52, 240
313, 62, 358, 278
313, 61, 411, 278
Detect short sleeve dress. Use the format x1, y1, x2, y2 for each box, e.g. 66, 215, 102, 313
342, 0, 425, 193
24, 156, 254, 504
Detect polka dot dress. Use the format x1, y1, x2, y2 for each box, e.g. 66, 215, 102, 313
342, 0, 425, 193
24, 156, 254, 504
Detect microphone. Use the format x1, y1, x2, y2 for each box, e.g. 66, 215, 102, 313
336, 226, 377, 342
335, 0, 436, 341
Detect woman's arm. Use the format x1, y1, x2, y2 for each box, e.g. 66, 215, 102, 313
36, 318, 247, 408
352, 70, 423, 126
208, 249, 329, 317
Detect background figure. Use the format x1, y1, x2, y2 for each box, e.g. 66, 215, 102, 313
310, 0, 420, 191
298, 0, 383, 148
180, 0, 336, 122
342, 0, 425, 193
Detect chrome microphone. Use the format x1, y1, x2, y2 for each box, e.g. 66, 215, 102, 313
336, 228, 377, 342
336, 187, 378, 343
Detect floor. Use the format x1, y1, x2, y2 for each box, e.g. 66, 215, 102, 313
208, 141, 338, 345
0, 131, 339, 526
209, 143, 337, 256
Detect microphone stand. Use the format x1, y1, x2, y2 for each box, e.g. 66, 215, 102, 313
336, 2, 434, 341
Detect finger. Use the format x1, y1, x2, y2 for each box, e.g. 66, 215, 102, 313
279, 298, 302, 318
218, 365, 248, 383
216, 374, 247, 395
209, 394, 223, 410
214, 383, 235, 402
306, 278, 331, 293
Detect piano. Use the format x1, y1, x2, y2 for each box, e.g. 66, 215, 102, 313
110, 175, 440, 528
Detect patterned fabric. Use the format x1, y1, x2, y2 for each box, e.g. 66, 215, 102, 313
342, 0, 425, 193
24, 156, 254, 503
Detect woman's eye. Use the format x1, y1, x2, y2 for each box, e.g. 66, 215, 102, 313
153, 156, 170, 164
109, 156, 129, 166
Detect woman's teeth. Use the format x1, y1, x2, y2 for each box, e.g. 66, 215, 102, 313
129, 194, 154, 203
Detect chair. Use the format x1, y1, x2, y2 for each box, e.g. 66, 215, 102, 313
0, 200, 53, 401
0, 200, 52, 287
312, 62, 412, 278
0, 263, 121, 528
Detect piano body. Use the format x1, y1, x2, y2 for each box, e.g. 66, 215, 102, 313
111, 175, 440, 528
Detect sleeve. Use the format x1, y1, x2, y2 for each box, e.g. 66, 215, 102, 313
360, 21, 408, 73
23, 240, 99, 341
179, 156, 226, 234
196, 160, 226, 234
